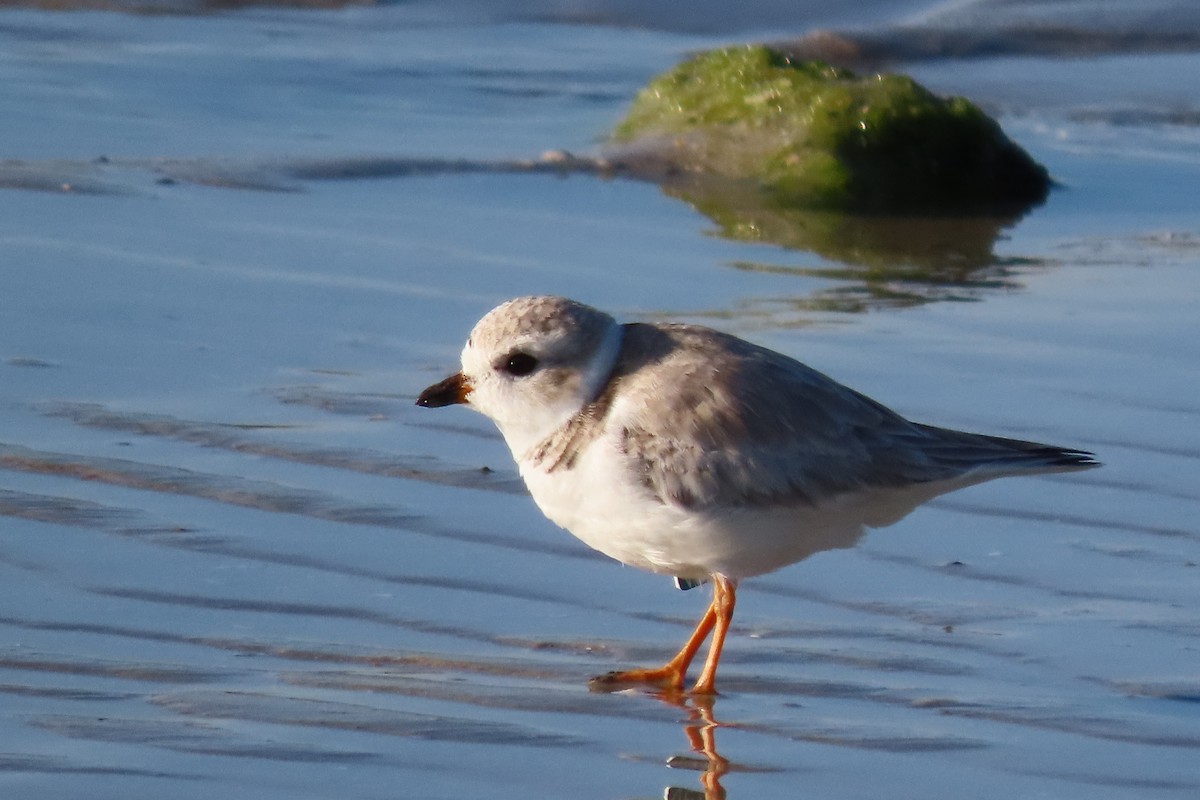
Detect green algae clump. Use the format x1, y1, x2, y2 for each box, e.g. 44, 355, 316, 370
610, 45, 1049, 214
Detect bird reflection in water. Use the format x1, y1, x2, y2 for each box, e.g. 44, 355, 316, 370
662, 694, 730, 800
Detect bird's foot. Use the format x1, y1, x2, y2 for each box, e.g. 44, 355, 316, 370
588, 664, 687, 693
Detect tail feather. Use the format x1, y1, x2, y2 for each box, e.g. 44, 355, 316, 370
914, 424, 1100, 479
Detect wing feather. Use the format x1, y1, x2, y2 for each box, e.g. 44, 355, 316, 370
602, 323, 1092, 510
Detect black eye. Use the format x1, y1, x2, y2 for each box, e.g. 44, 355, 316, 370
500, 352, 538, 377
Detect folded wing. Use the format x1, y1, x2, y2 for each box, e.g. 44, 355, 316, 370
606, 323, 1096, 510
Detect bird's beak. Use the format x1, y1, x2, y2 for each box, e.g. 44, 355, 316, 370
416, 372, 472, 408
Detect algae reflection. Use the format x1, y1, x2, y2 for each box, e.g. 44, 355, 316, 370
605, 45, 1049, 309
662, 174, 1028, 310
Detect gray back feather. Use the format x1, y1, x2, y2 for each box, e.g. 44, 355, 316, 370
592, 323, 1095, 509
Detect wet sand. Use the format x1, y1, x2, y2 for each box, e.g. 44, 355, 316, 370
1, 2, 1198, 798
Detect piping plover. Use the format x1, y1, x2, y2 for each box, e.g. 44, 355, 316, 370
417, 296, 1098, 694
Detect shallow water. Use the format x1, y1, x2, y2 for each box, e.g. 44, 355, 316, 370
1, 2, 1198, 798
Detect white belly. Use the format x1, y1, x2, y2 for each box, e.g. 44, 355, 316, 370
516, 436, 926, 580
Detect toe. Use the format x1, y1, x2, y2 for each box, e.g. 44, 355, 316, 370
588, 666, 686, 691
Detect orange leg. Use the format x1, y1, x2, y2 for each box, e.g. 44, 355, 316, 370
591, 576, 737, 695
691, 576, 736, 695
